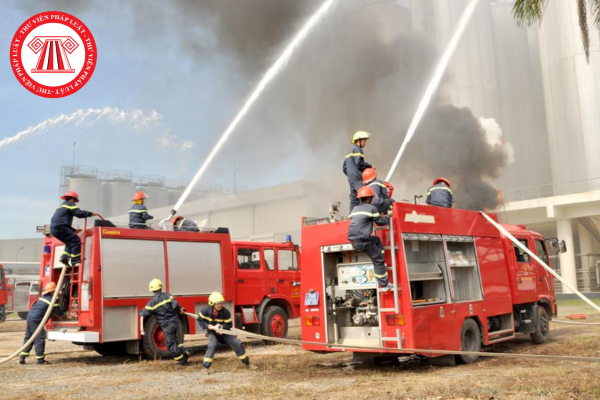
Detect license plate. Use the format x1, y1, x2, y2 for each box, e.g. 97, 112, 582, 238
304, 292, 319, 306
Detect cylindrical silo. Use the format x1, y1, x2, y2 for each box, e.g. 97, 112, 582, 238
537, 0, 600, 184
138, 186, 170, 209
68, 177, 102, 219
103, 180, 137, 218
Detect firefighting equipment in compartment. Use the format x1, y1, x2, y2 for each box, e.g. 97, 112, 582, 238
42, 282, 56, 295
132, 192, 148, 201
426, 181, 453, 208
433, 177, 451, 187
149, 279, 163, 292
61, 191, 80, 202
362, 168, 377, 184
356, 186, 375, 199
208, 292, 225, 306
351, 131, 371, 144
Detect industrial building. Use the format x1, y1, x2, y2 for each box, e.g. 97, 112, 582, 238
1, 0, 599, 295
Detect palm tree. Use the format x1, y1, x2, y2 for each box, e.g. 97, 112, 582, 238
512, 0, 600, 62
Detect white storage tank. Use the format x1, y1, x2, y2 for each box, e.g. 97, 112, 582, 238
102, 179, 137, 219
67, 177, 102, 221
138, 186, 170, 210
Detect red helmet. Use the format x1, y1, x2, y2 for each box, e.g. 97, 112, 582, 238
362, 168, 377, 184
357, 186, 375, 199
61, 191, 79, 201
132, 192, 148, 201
433, 177, 451, 187
172, 216, 184, 226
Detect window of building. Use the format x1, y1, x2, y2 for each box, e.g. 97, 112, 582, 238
237, 248, 261, 270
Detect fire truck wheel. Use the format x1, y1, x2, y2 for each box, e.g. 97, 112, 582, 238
456, 318, 481, 364
260, 305, 288, 342
141, 316, 184, 359
0, 306, 5, 323
93, 341, 127, 357
530, 307, 550, 344
17, 312, 28, 320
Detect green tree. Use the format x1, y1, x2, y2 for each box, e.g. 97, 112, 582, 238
512, 0, 600, 61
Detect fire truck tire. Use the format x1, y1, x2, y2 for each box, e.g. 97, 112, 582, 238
18, 312, 28, 320
141, 316, 184, 359
0, 306, 5, 323
260, 305, 288, 342
530, 307, 550, 344
93, 341, 127, 357
456, 318, 481, 364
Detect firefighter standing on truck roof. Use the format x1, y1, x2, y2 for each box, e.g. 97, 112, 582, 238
138, 279, 190, 366
343, 131, 373, 213
426, 177, 453, 208
50, 191, 97, 267
129, 192, 154, 229
198, 292, 256, 374
348, 186, 394, 292
172, 216, 200, 232
362, 168, 395, 215
19, 282, 63, 365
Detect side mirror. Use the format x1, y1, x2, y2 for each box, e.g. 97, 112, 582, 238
558, 239, 567, 253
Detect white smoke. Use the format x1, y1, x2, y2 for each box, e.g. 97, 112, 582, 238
0, 107, 179, 150
479, 117, 515, 165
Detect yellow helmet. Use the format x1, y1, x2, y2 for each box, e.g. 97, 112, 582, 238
351, 131, 371, 144
149, 278, 163, 292
208, 292, 225, 306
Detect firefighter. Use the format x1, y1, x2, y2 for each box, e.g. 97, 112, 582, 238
362, 168, 395, 215
347, 186, 394, 292
343, 131, 373, 213
172, 216, 200, 232
138, 279, 190, 366
197, 292, 256, 374
129, 192, 154, 229
426, 177, 453, 208
50, 191, 97, 267
19, 282, 63, 364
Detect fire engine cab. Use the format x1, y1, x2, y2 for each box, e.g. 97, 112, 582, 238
301, 203, 560, 363
38, 221, 300, 358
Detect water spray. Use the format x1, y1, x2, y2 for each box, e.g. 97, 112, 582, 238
159, 0, 337, 227
385, 0, 479, 182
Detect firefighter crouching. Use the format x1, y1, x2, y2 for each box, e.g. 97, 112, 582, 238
362, 168, 395, 215
198, 292, 256, 374
50, 191, 97, 267
172, 216, 200, 232
139, 279, 190, 366
20, 282, 63, 365
348, 187, 394, 292
129, 192, 154, 229
426, 177, 453, 208
343, 131, 373, 213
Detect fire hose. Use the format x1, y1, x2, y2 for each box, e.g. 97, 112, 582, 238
182, 313, 600, 364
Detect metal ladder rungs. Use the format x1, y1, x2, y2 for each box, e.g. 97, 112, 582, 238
374, 226, 390, 231
381, 337, 400, 342
379, 308, 397, 313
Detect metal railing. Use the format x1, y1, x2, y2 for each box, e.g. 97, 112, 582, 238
503, 177, 600, 203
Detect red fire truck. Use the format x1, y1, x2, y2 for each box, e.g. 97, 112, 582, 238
301, 203, 562, 363
0, 264, 7, 323
38, 221, 300, 358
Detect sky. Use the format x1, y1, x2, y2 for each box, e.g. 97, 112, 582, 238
0, 1, 294, 239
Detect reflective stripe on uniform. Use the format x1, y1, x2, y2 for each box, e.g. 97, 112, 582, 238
174, 354, 184, 360
203, 357, 213, 362
145, 296, 173, 311
345, 153, 364, 158
178, 219, 186, 229
62, 251, 81, 257
128, 209, 148, 213
427, 186, 452, 195
36, 355, 45, 359
20, 352, 29, 356
178, 344, 184, 348
199, 312, 231, 323
59, 205, 78, 210
238, 354, 248, 360
374, 272, 388, 279
39, 298, 52, 306
349, 211, 380, 218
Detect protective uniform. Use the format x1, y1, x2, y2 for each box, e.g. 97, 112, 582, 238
20, 291, 62, 364
50, 200, 93, 265
426, 181, 453, 208
343, 132, 372, 213
129, 203, 154, 229
347, 202, 390, 287
173, 218, 200, 232
197, 304, 249, 370
138, 291, 188, 365
368, 179, 394, 215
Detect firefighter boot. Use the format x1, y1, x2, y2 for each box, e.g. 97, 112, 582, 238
177, 358, 189, 367
59, 255, 70, 266
241, 357, 257, 370
37, 359, 50, 365
19, 356, 26, 365
380, 283, 395, 292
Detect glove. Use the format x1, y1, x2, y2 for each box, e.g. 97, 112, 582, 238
384, 181, 394, 198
